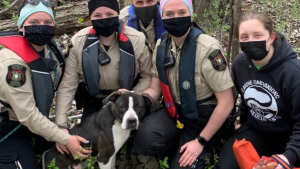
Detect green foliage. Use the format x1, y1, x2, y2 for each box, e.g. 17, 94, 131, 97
47, 158, 59, 169
84, 156, 98, 169
159, 157, 169, 169
30, 138, 36, 148
251, 0, 300, 41
12, 13, 18, 21
50, 109, 56, 116
78, 18, 84, 24
36, 154, 42, 165
204, 153, 218, 169
47, 146, 97, 169
0, 45, 4, 49
199, 0, 231, 36
192, 13, 198, 22
74, 147, 84, 161
1, 0, 10, 7
67, 116, 77, 125
120, 145, 127, 155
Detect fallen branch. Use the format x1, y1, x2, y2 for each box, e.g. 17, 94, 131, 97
0, 0, 22, 16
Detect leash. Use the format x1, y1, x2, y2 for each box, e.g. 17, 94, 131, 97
42, 149, 50, 169
0, 123, 22, 144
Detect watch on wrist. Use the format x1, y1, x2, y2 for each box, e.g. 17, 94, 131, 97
197, 135, 208, 146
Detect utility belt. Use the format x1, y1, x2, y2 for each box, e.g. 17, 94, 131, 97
175, 103, 217, 126
175, 96, 237, 141
74, 82, 114, 110
0, 100, 11, 127
0, 112, 20, 136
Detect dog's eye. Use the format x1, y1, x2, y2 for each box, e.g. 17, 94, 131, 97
119, 105, 126, 110
136, 105, 143, 110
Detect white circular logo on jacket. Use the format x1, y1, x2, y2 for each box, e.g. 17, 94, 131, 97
182, 81, 190, 90
243, 84, 280, 122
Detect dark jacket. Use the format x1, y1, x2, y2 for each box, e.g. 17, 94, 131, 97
232, 33, 300, 164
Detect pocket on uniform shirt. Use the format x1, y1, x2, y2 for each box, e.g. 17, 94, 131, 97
0, 149, 19, 169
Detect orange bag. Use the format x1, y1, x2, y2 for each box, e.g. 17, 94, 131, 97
232, 139, 300, 169
232, 139, 260, 169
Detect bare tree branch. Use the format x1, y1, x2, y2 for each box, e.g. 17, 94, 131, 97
226, 0, 234, 63
231, 0, 241, 62
0, 0, 22, 16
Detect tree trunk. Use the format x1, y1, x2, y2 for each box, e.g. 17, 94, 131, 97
231, 0, 242, 97
0, 0, 90, 35
119, 0, 126, 10
231, 0, 242, 62
226, 0, 234, 64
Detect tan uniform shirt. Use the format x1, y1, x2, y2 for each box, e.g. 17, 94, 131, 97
151, 34, 234, 104
0, 46, 70, 145
119, 6, 156, 50
55, 26, 152, 126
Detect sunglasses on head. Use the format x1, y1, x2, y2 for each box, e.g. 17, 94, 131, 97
22, 0, 54, 8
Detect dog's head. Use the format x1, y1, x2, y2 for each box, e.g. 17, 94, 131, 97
102, 91, 157, 130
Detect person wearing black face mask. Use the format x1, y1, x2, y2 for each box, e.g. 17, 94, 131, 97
55, 0, 152, 153
217, 11, 300, 169
119, 0, 166, 50
131, 0, 235, 169
0, 1, 92, 169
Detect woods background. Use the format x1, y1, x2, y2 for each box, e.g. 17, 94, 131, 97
0, 0, 299, 62
0, 0, 300, 168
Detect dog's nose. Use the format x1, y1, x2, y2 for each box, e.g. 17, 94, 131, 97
127, 118, 137, 126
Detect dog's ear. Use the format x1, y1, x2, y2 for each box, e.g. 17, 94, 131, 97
102, 91, 122, 105
142, 93, 158, 110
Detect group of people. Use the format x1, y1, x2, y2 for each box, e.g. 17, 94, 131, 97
0, 0, 299, 169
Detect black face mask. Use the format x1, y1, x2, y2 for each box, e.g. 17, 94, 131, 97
163, 16, 192, 37
240, 40, 270, 61
24, 25, 55, 46
134, 4, 157, 24
92, 16, 119, 37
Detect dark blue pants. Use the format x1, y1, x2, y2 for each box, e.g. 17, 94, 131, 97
0, 119, 54, 169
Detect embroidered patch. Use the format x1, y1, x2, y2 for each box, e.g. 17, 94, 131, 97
208, 50, 227, 71
6, 64, 26, 87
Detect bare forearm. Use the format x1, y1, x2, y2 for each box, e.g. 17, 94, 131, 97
143, 87, 161, 101
143, 77, 161, 101
199, 88, 234, 140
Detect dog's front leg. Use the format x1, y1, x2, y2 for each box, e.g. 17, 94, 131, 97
98, 121, 131, 169
98, 154, 115, 169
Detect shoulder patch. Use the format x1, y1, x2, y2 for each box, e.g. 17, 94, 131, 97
6, 64, 26, 87
208, 50, 227, 71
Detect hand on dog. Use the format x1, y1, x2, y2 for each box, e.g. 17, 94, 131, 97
56, 128, 70, 155
179, 139, 204, 167
118, 89, 130, 92
65, 135, 92, 159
